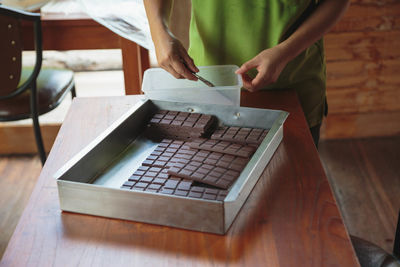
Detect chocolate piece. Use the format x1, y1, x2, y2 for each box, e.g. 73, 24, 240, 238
120, 164, 228, 201
187, 186, 228, 201
160, 188, 174, 195
216, 190, 228, 201
142, 138, 251, 171
147, 110, 217, 140
173, 149, 249, 172
174, 190, 189, 196
164, 178, 181, 189
168, 157, 244, 189
148, 184, 162, 190
160, 176, 194, 198
188, 138, 256, 158
142, 139, 190, 168
211, 126, 269, 145
121, 166, 193, 194
161, 182, 228, 201
121, 181, 135, 189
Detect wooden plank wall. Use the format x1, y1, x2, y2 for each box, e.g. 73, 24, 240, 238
322, 0, 400, 138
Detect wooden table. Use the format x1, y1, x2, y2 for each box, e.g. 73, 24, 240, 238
1, 91, 360, 266
22, 12, 149, 95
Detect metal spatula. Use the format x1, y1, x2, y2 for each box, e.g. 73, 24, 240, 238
182, 60, 215, 87
192, 72, 215, 87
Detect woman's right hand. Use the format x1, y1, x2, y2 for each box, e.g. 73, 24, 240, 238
154, 32, 199, 80
144, 0, 198, 80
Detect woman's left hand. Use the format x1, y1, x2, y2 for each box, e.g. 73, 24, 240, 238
235, 45, 291, 92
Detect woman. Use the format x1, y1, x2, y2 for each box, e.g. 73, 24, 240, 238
144, 0, 349, 146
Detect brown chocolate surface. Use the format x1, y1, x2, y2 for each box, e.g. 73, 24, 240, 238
142, 139, 189, 168
121, 165, 194, 193
142, 138, 249, 189
150, 110, 214, 131
173, 149, 249, 172
121, 164, 228, 201
211, 126, 269, 145
167, 156, 245, 189
188, 138, 256, 158
147, 110, 216, 140
121, 111, 266, 198
187, 186, 227, 201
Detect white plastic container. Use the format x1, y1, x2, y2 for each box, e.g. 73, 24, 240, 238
142, 65, 242, 106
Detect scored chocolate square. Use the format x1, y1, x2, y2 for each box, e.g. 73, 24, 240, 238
142, 139, 252, 171
211, 126, 269, 145
173, 148, 249, 172
142, 139, 192, 168
120, 165, 194, 193
167, 157, 244, 189
120, 165, 228, 201
188, 138, 256, 158
159, 183, 228, 201
150, 110, 214, 131
147, 110, 216, 140
186, 186, 228, 201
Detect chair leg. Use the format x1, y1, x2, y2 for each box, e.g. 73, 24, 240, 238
71, 84, 76, 98
32, 115, 46, 165
30, 82, 46, 165
394, 210, 400, 259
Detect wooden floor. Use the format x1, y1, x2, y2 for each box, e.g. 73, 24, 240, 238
0, 156, 41, 260
319, 136, 400, 253
0, 136, 399, 260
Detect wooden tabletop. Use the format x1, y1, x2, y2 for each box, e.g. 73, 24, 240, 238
1, 91, 360, 266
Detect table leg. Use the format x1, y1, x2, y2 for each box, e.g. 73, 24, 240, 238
120, 37, 150, 95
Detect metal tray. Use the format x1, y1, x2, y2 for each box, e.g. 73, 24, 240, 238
54, 99, 288, 234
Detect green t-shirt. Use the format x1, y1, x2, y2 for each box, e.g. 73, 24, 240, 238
188, 0, 326, 128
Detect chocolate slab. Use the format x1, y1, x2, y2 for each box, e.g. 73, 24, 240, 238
147, 110, 217, 140
121, 165, 193, 193
167, 157, 245, 189
173, 149, 249, 172
186, 186, 228, 201
121, 163, 228, 201
211, 126, 269, 145
142, 139, 191, 168
159, 182, 228, 201
188, 138, 256, 158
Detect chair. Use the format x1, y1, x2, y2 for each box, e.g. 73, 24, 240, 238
0, 5, 76, 165
351, 210, 400, 267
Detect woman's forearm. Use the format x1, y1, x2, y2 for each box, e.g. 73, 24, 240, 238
144, 0, 174, 42
143, 0, 198, 79
279, 0, 350, 62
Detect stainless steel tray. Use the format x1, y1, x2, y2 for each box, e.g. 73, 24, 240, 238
54, 99, 288, 234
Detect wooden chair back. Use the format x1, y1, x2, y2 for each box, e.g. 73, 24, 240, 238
0, 5, 42, 101
0, 14, 22, 97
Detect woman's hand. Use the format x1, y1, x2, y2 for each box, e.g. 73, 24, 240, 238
154, 32, 199, 80
235, 0, 350, 92
144, 0, 199, 80
235, 45, 291, 92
